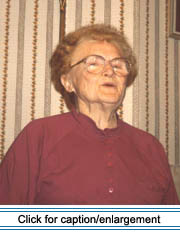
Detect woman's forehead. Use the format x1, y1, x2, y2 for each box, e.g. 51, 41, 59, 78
71, 40, 121, 62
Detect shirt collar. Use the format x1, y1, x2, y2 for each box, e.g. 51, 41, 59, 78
71, 108, 123, 139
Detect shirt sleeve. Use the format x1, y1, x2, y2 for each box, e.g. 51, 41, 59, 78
150, 137, 180, 205
161, 157, 180, 205
0, 122, 44, 204
162, 176, 180, 205
162, 165, 179, 205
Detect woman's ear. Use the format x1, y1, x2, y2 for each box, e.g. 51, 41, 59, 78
61, 74, 74, 93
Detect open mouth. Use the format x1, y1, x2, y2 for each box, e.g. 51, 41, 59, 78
102, 82, 116, 87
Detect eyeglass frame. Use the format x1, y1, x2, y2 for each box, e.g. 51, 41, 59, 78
70, 54, 131, 76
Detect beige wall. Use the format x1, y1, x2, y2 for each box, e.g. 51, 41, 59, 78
0, 0, 180, 197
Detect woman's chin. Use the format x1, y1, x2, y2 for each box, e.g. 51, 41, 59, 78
98, 88, 124, 104
98, 96, 123, 106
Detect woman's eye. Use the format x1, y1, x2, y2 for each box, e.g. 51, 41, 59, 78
113, 61, 125, 69
113, 65, 122, 69
88, 62, 98, 67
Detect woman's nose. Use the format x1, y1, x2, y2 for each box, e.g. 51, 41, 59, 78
102, 63, 114, 77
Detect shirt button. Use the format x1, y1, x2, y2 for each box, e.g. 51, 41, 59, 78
108, 187, 114, 193
107, 161, 113, 167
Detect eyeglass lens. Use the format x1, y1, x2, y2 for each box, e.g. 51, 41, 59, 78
85, 55, 129, 75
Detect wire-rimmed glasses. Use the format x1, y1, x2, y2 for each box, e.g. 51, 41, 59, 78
70, 54, 131, 76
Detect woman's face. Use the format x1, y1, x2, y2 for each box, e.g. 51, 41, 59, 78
61, 40, 127, 109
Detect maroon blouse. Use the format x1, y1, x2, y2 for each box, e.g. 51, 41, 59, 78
0, 109, 179, 204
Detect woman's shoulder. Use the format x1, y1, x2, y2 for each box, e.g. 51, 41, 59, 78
119, 120, 169, 174
26, 111, 73, 129
7, 112, 77, 158
20, 111, 76, 143
119, 119, 163, 149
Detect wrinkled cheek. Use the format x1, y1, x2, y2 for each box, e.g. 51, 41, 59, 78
116, 86, 126, 103
77, 82, 96, 100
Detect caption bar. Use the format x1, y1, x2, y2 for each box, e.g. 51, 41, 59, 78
0, 206, 180, 230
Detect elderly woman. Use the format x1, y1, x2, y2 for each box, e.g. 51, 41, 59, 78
0, 24, 179, 204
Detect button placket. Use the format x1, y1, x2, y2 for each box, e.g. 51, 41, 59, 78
105, 138, 115, 195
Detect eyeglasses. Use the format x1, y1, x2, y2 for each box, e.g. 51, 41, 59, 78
70, 54, 131, 76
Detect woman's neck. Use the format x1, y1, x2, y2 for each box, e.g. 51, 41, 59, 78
76, 101, 118, 130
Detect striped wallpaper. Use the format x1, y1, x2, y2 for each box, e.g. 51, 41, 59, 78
0, 0, 180, 169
